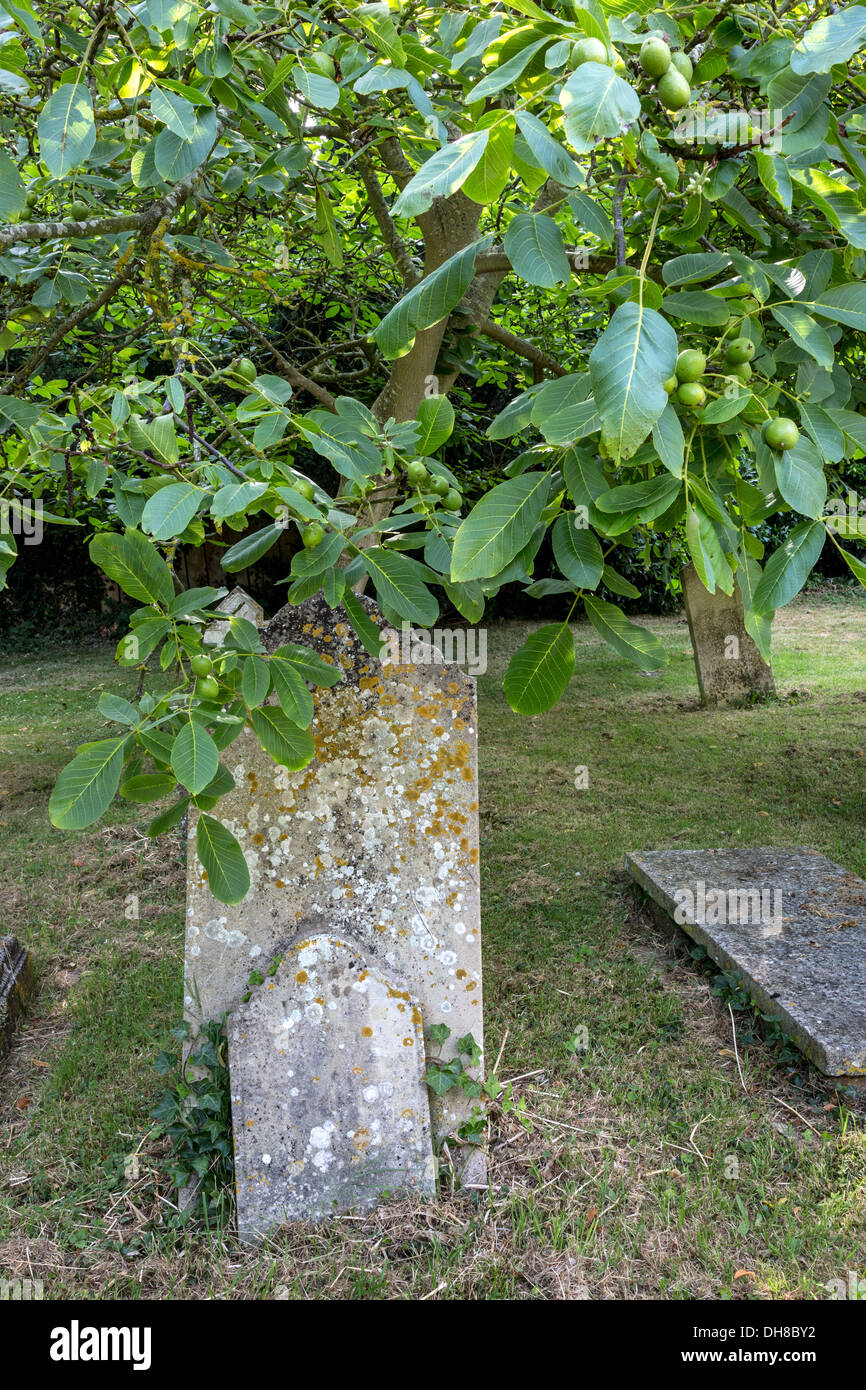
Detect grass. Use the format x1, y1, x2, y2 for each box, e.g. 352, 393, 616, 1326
0, 591, 865, 1299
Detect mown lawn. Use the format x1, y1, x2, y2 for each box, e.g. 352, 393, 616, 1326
0, 589, 864, 1299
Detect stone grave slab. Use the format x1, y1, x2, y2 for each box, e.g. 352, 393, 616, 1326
184, 592, 484, 1177
203, 585, 264, 646
0, 936, 34, 1064
229, 933, 435, 1238
681, 563, 775, 703
625, 847, 866, 1077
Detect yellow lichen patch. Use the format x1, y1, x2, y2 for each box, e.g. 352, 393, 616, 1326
403, 1037, 414, 1046
401, 1108, 414, 1119
465, 981, 477, 991
361, 1026, 373, 1038
411, 1008, 422, 1026
352, 1128, 371, 1156
253, 833, 264, 846
334, 622, 349, 638
296, 971, 308, 983
456, 970, 467, 980
275, 879, 284, 889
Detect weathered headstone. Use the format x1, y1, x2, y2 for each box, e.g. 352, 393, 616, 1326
184, 593, 484, 1224
229, 932, 435, 1238
681, 563, 775, 704
0, 935, 33, 1063
203, 585, 264, 646
626, 847, 866, 1078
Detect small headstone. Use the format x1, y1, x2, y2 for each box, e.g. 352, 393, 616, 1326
681, 563, 775, 703
203, 586, 264, 646
229, 932, 435, 1238
0, 936, 34, 1064
184, 593, 484, 1221
626, 847, 866, 1077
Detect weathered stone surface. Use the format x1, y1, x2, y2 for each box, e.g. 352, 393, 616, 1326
203, 585, 264, 647
229, 933, 435, 1238
0, 936, 34, 1063
185, 593, 483, 1156
626, 847, 866, 1076
681, 563, 775, 704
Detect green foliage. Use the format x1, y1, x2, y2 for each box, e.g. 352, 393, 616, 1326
4, 0, 866, 900
151, 1019, 233, 1224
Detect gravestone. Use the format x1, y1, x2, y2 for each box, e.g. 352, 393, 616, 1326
626, 847, 866, 1078
203, 586, 264, 646
184, 593, 484, 1225
0, 936, 33, 1064
681, 563, 775, 703
229, 932, 435, 1238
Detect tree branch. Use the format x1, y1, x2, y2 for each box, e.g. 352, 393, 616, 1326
201, 291, 337, 409
357, 153, 420, 288
475, 318, 569, 377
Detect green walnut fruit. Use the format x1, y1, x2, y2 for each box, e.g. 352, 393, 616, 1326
405, 460, 429, 487
656, 68, 691, 109
292, 478, 315, 501
572, 37, 609, 66
764, 416, 799, 451
233, 357, 257, 383
676, 349, 706, 383
302, 521, 324, 549
443, 489, 463, 511
429, 474, 450, 497
664, 374, 679, 394
640, 36, 672, 79
726, 360, 752, 382
25, 189, 39, 208
197, 676, 220, 701
677, 381, 706, 408
725, 337, 755, 364
69, 199, 89, 219
671, 50, 693, 81
190, 654, 213, 678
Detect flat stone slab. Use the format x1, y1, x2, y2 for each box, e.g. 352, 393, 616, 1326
228, 934, 435, 1238
625, 848, 866, 1077
185, 593, 483, 1151
0, 936, 34, 1064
